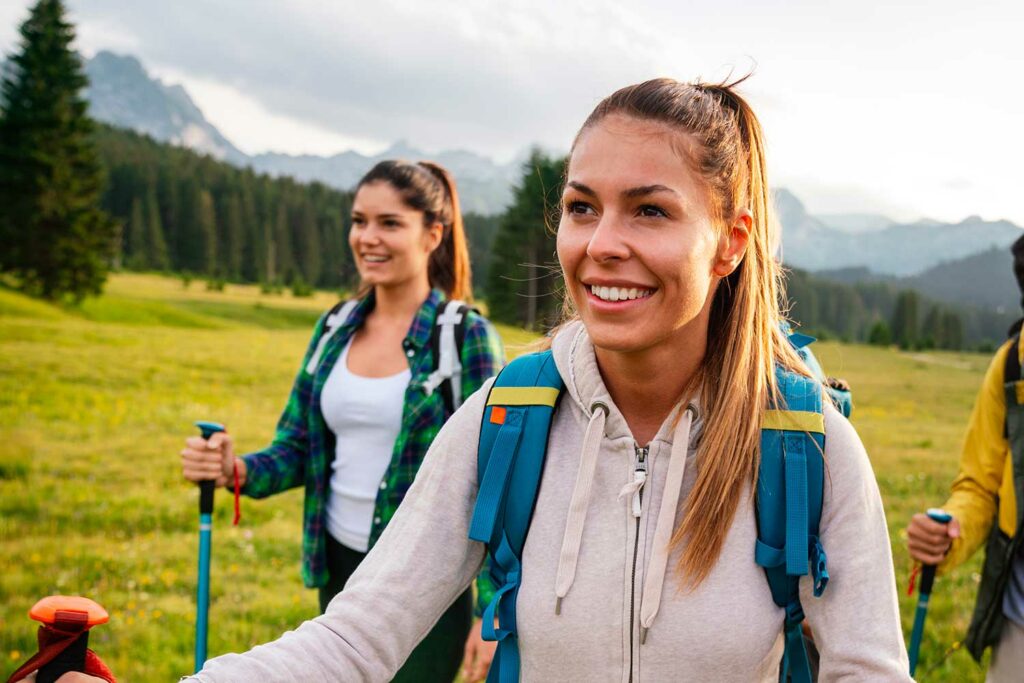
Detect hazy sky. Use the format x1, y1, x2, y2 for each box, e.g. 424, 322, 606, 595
2, 0, 1022, 224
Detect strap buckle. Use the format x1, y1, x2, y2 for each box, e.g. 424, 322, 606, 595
784, 600, 805, 627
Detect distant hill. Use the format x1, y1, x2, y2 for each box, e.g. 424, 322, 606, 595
818, 247, 1019, 314
248, 141, 524, 215
776, 189, 1022, 275
79, 51, 521, 214
816, 213, 893, 234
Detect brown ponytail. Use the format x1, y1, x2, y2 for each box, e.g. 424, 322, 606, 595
417, 161, 473, 302
356, 160, 474, 302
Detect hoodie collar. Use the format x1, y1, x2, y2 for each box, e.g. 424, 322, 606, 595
550, 320, 702, 445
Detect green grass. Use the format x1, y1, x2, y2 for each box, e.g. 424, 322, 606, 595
0, 274, 991, 680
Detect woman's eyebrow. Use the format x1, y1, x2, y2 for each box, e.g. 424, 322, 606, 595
565, 181, 597, 197
564, 181, 679, 200
622, 184, 679, 199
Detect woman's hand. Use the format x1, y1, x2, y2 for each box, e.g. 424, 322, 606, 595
461, 618, 497, 683
906, 512, 960, 565
181, 431, 238, 487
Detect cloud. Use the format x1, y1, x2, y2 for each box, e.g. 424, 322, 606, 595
70, 0, 666, 158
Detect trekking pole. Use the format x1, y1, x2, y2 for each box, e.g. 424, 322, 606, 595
193, 420, 225, 673
908, 508, 953, 677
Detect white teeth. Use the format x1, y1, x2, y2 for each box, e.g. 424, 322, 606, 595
589, 285, 653, 302
364, 255, 389, 262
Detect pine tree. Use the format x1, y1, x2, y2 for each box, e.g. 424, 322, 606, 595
222, 192, 244, 279
293, 199, 321, 286
198, 189, 218, 275
868, 320, 892, 346
126, 196, 146, 269
891, 290, 920, 350
273, 202, 294, 283
0, 0, 117, 300
921, 304, 943, 350
486, 150, 565, 329
941, 311, 964, 350
145, 185, 169, 270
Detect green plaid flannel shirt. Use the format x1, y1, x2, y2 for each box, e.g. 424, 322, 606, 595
240, 288, 503, 610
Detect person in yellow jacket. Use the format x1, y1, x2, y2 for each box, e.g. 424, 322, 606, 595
906, 237, 1024, 683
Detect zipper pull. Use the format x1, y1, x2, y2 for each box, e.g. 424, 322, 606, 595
632, 445, 648, 518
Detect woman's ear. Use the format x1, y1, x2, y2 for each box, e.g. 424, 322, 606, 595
713, 209, 751, 277
425, 221, 444, 252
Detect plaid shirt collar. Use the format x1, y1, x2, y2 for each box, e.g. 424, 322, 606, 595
340, 287, 444, 353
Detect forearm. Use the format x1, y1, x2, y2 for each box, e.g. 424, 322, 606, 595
239, 442, 305, 498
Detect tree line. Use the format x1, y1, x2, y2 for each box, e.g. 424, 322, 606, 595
72, 118, 1024, 350
96, 125, 354, 290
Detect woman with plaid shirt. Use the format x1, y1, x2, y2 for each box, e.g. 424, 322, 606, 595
181, 160, 504, 682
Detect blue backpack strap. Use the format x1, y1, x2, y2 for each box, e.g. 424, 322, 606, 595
469, 350, 564, 683
755, 366, 828, 683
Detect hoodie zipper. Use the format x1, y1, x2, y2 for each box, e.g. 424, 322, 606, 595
628, 444, 648, 683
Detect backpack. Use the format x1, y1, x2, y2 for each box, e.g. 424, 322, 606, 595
468, 346, 830, 683
304, 298, 471, 414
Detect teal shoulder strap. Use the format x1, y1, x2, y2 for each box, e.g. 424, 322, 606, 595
755, 366, 828, 683
469, 350, 563, 683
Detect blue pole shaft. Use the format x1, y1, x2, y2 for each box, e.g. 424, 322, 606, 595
195, 512, 212, 672
908, 591, 930, 676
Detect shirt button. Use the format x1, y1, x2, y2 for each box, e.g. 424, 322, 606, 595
406, 349, 415, 357
379, 481, 387, 490
374, 516, 381, 524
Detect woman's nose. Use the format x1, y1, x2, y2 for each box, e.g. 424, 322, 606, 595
586, 217, 630, 263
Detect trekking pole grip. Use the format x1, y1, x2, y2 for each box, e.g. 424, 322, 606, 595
196, 421, 226, 514
920, 508, 953, 594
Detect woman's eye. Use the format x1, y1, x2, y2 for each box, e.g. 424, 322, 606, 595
565, 200, 594, 216
383, 220, 401, 228
638, 204, 668, 218
351, 216, 365, 226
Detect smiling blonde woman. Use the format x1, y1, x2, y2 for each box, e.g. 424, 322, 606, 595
186, 78, 911, 682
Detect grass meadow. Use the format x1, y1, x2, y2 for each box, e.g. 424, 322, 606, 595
0, 273, 991, 680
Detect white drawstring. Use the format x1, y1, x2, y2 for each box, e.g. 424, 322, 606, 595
638, 407, 694, 644
553, 402, 608, 614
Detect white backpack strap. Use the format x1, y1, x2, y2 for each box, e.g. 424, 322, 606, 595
305, 300, 358, 375
421, 300, 466, 408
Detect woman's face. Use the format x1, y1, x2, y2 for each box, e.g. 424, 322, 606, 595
557, 114, 748, 355
350, 181, 443, 291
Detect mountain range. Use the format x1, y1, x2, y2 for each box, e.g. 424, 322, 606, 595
8, 49, 1023, 307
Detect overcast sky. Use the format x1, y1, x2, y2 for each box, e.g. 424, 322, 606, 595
2, 0, 1022, 224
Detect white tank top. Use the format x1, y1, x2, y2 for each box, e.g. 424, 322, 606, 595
321, 337, 410, 551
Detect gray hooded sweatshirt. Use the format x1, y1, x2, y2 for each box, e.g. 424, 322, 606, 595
189, 321, 912, 682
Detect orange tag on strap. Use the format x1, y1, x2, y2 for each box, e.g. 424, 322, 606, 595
490, 406, 507, 425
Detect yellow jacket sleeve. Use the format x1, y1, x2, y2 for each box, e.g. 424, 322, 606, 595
940, 340, 1013, 572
